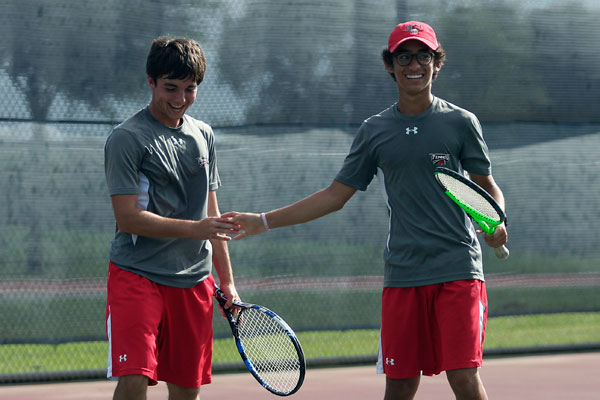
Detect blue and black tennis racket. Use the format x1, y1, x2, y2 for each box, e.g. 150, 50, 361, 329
215, 287, 305, 396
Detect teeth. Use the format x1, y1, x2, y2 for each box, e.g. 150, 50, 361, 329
406, 75, 423, 79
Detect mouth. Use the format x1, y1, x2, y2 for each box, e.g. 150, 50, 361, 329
405, 74, 424, 80
169, 104, 185, 111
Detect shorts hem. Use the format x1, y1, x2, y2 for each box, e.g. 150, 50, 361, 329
158, 374, 212, 388
109, 368, 158, 386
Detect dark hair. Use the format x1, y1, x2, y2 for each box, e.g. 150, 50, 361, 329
146, 37, 206, 84
381, 43, 446, 81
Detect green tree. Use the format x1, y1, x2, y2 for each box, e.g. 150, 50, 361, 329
433, 1, 550, 121
217, 0, 398, 125
528, 2, 600, 122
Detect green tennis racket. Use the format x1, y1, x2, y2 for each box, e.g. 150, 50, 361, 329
434, 167, 509, 259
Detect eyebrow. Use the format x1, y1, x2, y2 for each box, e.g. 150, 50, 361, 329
163, 82, 198, 90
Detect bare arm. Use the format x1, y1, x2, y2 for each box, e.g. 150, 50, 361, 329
225, 180, 358, 240
110, 194, 239, 241
469, 173, 508, 248
208, 191, 239, 308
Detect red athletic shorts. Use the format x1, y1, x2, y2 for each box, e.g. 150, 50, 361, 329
106, 262, 215, 388
378, 279, 487, 379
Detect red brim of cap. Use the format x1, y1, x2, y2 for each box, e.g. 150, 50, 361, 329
389, 37, 438, 53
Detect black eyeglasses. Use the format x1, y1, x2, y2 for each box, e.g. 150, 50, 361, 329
394, 51, 434, 66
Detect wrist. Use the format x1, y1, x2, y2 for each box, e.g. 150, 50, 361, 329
260, 212, 270, 232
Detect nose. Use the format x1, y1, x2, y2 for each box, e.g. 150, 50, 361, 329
407, 54, 420, 67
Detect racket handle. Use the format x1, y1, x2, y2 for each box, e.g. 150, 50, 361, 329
494, 245, 509, 260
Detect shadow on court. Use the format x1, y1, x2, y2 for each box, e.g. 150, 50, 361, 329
0, 352, 598, 399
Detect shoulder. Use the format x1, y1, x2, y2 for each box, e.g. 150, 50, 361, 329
357, 103, 398, 137
363, 103, 397, 125
433, 97, 479, 123
432, 97, 481, 132
107, 109, 150, 140
182, 115, 215, 140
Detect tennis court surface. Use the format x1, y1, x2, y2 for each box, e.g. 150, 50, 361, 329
1, 352, 598, 399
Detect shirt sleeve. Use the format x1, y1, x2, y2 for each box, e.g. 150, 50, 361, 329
205, 125, 221, 191
104, 128, 144, 195
334, 123, 378, 191
460, 113, 492, 175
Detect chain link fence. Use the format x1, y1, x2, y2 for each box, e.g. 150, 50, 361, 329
1, 0, 599, 383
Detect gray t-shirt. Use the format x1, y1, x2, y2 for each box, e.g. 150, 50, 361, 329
104, 107, 220, 288
335, 97, 491, 287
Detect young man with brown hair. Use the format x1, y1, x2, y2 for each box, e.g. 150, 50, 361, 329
104, 37, 240, 400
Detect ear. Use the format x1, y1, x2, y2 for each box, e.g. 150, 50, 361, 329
384, 59, 395, 74
147, 75, 156, 89
433, 61, 443, 73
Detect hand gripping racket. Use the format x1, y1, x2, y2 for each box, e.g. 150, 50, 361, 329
434, 167, 509, 259
215, 287, 306, 396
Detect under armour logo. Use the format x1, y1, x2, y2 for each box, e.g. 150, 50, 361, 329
386, 357, 395, 365
119, 354, 127, 362
405, 127, 418, 135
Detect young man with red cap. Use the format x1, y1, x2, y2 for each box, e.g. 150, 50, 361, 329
226, 21, 507, 400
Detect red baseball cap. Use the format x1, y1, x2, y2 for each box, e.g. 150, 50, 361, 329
388, 21, 439, 53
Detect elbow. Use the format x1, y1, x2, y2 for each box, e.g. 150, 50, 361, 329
115, 216, 136, 234
116, 221, 133, 234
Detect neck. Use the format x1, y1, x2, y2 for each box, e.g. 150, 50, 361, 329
396, 92, 434, 116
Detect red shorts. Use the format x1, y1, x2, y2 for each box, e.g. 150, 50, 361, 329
106, 262, 215, 388
378, 279, 487, 379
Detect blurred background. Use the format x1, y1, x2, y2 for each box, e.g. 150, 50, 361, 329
0, 0, 599, 383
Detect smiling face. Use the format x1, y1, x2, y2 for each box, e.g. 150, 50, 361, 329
385, 40, 442, 98
147, 75, 198, 128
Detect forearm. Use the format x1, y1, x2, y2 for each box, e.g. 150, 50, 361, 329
111, 194, 237, 241
266, 188, 345, 228
115, 209, 197, 238
211, 239, 234, 286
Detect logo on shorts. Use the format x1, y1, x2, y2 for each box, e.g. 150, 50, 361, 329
119, 354, 127, 362
430, 153, 450, 166
385, 357, 395, 365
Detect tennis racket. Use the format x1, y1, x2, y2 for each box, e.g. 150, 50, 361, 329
434, 167, 509, 259
215, 287, 306, 396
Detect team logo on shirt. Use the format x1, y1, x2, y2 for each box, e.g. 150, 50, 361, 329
430, 153, 449, 166
197, 156, 209, 168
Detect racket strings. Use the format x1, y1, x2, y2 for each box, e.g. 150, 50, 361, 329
437, 174, 501, 222
237, 308, 301, 393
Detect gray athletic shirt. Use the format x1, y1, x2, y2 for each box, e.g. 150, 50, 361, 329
104, 107, 220, 288
335, 97, 491, 288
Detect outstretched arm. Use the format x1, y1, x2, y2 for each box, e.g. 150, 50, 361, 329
224, 180, 357, 240
110, 193, 239, 241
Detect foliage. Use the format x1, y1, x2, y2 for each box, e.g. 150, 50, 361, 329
0, 0, 213, 121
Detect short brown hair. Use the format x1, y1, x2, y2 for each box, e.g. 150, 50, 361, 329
381, 44, 446, 81
146, 37, 206, 84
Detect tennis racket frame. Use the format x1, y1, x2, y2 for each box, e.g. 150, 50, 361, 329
434, 167, 509, 259
215, 287, 306, 396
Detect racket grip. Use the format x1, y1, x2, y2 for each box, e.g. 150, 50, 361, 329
494, 245, 509, 260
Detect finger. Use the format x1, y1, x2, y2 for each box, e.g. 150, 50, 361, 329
212, 233, 232, 241
233, 231, 248, 241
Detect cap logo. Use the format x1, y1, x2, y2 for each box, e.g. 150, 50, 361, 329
405, 24, 422, 35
